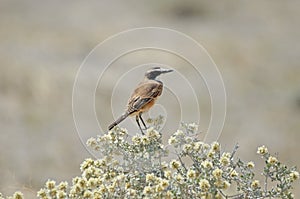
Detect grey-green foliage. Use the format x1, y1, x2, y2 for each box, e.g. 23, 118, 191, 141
1, 118, 298, 199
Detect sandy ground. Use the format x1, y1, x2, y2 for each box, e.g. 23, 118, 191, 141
0, 0, 299, 197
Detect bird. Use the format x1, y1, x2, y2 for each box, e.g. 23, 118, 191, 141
108, 67, 173, 134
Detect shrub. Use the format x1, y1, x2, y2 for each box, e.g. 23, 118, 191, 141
1, 118, 299, 198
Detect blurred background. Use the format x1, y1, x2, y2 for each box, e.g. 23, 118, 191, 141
0, 0, 299, 197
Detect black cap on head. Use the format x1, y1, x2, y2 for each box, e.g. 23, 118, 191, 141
145, 67, 173, 80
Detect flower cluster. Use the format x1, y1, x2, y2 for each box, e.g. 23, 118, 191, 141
1, 119, 298, 198
37, 180, 68, 199
0, 192, 24, 199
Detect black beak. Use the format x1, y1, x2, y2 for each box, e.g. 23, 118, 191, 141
160, 68, 173, 74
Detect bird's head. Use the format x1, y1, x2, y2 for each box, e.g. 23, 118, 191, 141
144, 67, 173, 80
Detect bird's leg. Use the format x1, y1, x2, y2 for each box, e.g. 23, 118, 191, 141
136, 115, 144, 135
139, 113, 148, 130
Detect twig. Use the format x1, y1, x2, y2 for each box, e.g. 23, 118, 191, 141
231, 143, 239, 160
176, 150, 187, 172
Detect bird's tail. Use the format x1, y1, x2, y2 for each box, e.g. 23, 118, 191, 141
108, 112, 130, 130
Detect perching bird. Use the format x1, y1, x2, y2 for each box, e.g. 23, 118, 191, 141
108, 67, 173, 134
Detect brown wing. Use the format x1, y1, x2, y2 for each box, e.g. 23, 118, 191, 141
126, 81, 163, 114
